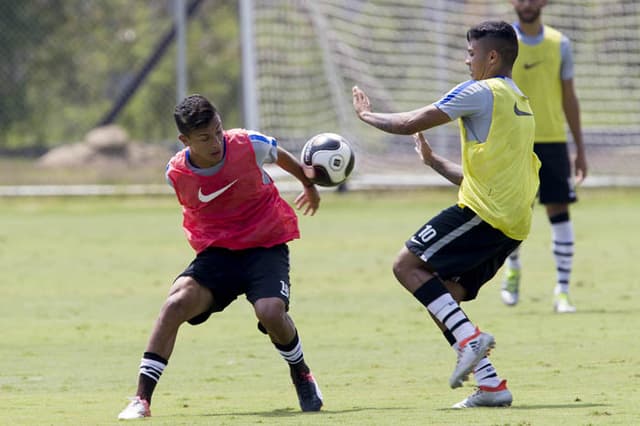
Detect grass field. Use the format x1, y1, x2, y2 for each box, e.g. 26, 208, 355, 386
1, 188, 639, 425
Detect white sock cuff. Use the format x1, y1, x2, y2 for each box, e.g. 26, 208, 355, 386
139, 358, 166, 371
551, 220, 574, 243
426, 293, 456, 319
278, 340, 303, 364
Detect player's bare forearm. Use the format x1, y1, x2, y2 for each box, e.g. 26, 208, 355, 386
276, 146, 314, 187
358, 111, 419, 135
429, 154, 463, 186
562, 80, 588, 182
563, 94, 584, 148
352, 85, 450, 135
565, 100, 588, 178
414, 132, 462, 185
276, 146, 320, 215
357, 107, 450, 135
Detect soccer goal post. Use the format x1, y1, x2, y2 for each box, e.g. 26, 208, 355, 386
242, 0, 640, 186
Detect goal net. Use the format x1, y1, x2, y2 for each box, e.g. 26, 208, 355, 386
248, 0, 640, 187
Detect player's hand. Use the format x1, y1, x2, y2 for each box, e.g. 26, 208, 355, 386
574, 150, 588, 185
413, 132, 434, 166
352, 86, 372, 118
294, 184, 320, 216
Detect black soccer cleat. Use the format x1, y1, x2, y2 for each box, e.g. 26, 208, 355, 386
291, 369, 323, 412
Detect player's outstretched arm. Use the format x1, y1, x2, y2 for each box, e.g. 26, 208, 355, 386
561, 79, 587, 184
352, 86, 450, 135
275, 146, 320, 216
414, 133, 463, 186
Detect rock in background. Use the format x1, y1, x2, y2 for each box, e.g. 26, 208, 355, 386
38, 125, 174, 169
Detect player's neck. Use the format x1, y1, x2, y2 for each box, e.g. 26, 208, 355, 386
518, 19, 543, 37
489, 69, 512, 80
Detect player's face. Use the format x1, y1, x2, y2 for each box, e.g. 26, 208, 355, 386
181, 114, 225, 168
465, 39, 492, 80
511, 0, 546, 24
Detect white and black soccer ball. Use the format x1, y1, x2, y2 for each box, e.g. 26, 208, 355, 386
301, 133, 355, 187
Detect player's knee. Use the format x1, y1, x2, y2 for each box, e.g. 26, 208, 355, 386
392, 260, 404, 283
161, 279, 206, 322
159, 295, 192, 323
253, 298, 286, 328
392, 251, 414, 284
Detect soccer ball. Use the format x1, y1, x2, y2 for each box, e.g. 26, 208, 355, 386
301, 133, 355, 187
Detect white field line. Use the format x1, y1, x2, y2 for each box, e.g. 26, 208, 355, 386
0, 174, 639, 197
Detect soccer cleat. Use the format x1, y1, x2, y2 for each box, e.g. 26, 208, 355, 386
449, 328, 496, 389
553, 292, 576, 313
452, 380, 513, 408
500, 268, 520, 306
117, 396, 151, 420
291, 369, 323, 412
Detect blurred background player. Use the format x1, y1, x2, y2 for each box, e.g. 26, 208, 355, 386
118, 94, 323, 419
501, 0, 588, 313
353, 21, 540, 408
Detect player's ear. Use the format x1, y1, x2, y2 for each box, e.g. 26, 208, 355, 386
178, 134, 190, 146
489, 49, 499, 66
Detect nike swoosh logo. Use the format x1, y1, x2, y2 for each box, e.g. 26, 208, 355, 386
409, 236, 423, 246
514, 102, 533, 116
197, 179, 238, 203
523, 61, 542, 70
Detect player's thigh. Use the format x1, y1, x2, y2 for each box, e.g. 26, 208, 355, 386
405, 205, 485, 276
241, 244, 292, 308
176, 247, 243, 324
457, 239, 520, 301
405, 205, 519, 291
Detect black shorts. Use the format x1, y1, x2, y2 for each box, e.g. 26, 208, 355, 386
405, 205, 521, 301
534, 142, 577, 204
177, 244, 291, 325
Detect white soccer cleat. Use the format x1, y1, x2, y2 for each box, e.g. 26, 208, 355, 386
117, 396, 151, 420
452, 380, 513, 408
449, 328, 495, 389
553, 292, 576, 313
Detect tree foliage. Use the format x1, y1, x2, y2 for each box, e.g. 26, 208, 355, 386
0, 0, 241, 149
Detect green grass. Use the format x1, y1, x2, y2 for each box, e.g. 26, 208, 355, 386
1, 188, 639, 425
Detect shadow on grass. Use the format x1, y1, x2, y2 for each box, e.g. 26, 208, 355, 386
512, 308, 636, 316
196, 406, 411, 418
509, 402, 611, 410
438, 402, 610, 411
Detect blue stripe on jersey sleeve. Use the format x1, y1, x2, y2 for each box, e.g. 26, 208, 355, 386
249, 131, 277, 147
165, 163, 174, 188
436, 80, 477, 106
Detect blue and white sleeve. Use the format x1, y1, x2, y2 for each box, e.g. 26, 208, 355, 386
560, 35, 574, 81
165, 163, 174, 188
248, 130, 278, 166
434, 80, 493, 121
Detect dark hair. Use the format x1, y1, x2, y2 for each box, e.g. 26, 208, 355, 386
467, 21, 519, 67
173, 94, 218, 135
